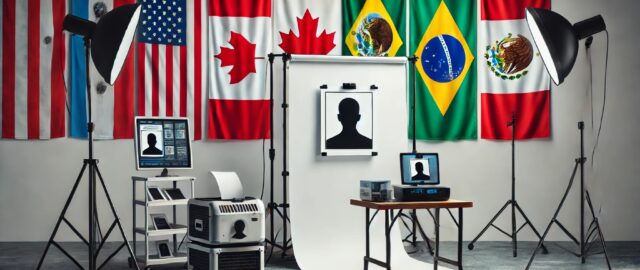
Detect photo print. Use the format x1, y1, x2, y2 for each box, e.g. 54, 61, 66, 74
321, 89, 376, 156
139, 124, 164, 157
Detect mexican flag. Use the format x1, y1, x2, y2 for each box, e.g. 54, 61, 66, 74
342, 0, 406, 56
479, 0, 551, 140
410, 0, 477, 140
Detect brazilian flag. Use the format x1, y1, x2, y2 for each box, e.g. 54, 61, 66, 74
342, 0, 406, 56
410, 0, 476, 140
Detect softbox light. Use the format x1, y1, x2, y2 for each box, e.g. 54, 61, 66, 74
90, 4, 141, 84
525, 8, 606, 85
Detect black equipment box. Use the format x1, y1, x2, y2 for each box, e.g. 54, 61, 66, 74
393, 185, 450, 202
188, 241, 264, 270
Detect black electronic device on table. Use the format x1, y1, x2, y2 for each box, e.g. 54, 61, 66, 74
134, 117, 193, 176
394, 153, 450, 202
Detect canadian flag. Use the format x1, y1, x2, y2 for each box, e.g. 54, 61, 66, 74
479, 0, 552, 140
274, 0, 342, 55
207, 0, 271, 139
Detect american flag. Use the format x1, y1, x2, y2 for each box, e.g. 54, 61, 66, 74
0, 0, 67, 140
137, 0, 206, 140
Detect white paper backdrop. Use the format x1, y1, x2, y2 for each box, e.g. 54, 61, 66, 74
287, 55, 448, 270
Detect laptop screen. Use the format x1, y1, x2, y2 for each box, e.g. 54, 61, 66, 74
400, 153, 440, 185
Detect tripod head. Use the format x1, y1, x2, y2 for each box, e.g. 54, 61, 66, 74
507, 112, 516, 127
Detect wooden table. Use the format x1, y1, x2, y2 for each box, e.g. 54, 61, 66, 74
351, 199, 473, 270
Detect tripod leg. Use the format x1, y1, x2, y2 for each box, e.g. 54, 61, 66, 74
595, 220, 611, 269
586, 192, 611, 269
514, 202, 549, 254
94, 165, 141, 270
468, 200, 511, 250
525, 216, 556, 270
527, 160, 581, 269
37, 162, 89, 269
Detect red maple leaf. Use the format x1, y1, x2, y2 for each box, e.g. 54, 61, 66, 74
279, 9, 336, 55
215, 32, 257, 84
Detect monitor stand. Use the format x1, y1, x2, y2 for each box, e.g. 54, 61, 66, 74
158, 168, 170, 177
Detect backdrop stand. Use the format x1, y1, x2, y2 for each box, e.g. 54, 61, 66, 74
467, 113, 548, 257
266, 53, 293, 259
37, 37, 139, 270
526, 122, 611, 269
399, 56, 434, 255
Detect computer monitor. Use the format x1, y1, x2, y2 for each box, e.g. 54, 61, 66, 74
134, 117, 192, 173
400, 153, 440, 185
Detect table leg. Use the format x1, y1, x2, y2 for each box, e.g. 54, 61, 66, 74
385, 210, 391, 270
458, 208, 463, 270
435, 208, 440, 270
365, 207, 370, 270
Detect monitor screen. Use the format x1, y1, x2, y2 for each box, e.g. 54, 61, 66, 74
135, 117, 192, 170
400, 153, 440, 185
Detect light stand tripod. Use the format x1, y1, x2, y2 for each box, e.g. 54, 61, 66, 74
397, 56, 435, 255
467, 113, 548, 257
37, 37, 139, 270
265, 53, 293, 258
526, 122, 611, 269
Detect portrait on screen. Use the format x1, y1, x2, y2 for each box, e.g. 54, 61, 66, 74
140, 124, 164, 157
321, 89, 376, 156
410, 159, 431, 180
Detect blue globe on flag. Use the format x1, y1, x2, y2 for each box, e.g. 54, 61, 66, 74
421, 34, 466, 83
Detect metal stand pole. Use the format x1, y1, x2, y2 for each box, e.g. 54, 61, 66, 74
467, 113, 548, 256
400, 56, 435, 254
267, 53, 277, 256
36, 38, 139, 270
265, 53, 293, 258
526, 122, 611, 269
281, 53, 292, 256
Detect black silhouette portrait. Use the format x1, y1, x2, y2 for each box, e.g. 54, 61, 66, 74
411, 162, 430, 180
232, 220, 247, 239
326, 98, 372, 149
143, 133, 163, 155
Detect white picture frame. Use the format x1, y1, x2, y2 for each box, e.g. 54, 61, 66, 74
155, 240, 173, 258
320, 86, 377, 156
147, 186, 167, 201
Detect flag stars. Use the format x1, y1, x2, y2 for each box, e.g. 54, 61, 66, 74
138, 0, 186, 46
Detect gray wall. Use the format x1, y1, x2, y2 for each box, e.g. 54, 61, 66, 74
1, 0, 639, 242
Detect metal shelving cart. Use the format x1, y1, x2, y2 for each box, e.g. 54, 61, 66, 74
131, 176, 195, 269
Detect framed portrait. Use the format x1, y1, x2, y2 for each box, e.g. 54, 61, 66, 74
320, 87, 377, 156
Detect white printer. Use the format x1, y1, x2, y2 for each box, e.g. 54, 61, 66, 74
187, 172, 265, 270
188, 197, 265, 245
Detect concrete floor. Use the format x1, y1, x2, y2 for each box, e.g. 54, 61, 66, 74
1, 241, 638, 269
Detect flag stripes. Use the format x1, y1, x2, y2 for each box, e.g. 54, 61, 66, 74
1, 0, 66, 140
137, 0, 205, 140
68, 0, 135, 140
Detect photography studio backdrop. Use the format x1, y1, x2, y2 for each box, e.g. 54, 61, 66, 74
0, 0, 639, 253
286, 55, 434, 269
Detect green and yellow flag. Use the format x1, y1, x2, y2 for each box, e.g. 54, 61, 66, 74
410, 0, 477, 140
342, 0, 406, 56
